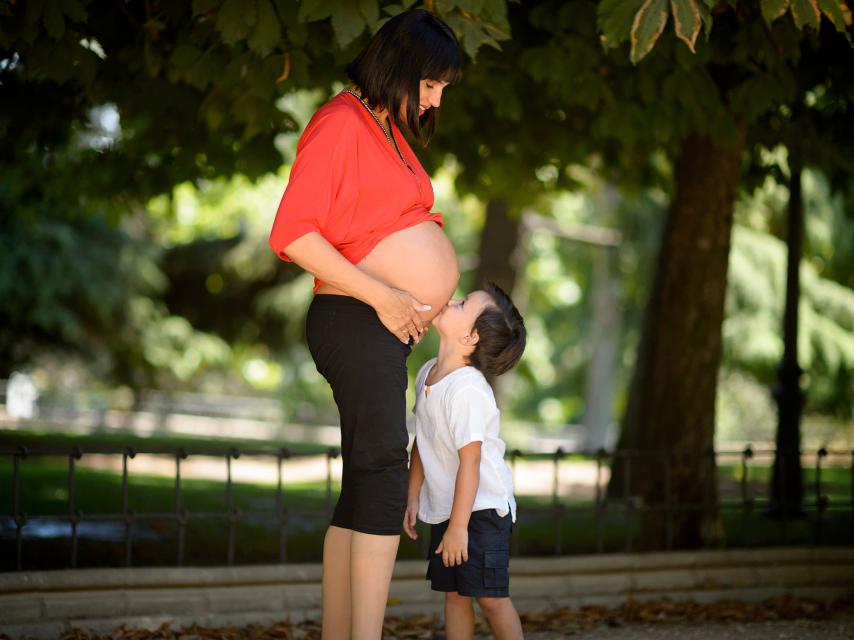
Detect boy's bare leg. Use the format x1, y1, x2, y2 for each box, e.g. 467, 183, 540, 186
321, 526, 352, 639
445, 591, 476, 640
350, 531, 400, 640
476, 597, 524, 640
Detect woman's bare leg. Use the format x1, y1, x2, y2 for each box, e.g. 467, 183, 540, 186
350, 531, 400, 639
322, 526, 353, 639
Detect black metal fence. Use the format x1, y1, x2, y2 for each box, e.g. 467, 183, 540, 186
1, 443, 851, 571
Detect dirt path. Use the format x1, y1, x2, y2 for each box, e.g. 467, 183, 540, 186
499, 617, 854, 639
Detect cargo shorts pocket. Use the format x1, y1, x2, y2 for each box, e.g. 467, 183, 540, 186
483, 551, 509, 589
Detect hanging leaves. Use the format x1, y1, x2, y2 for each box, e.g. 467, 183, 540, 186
599, 0, 645, 49
671, 0, 701, 52
817, 0, 853, 31
762, 0, 791, 24
601, 0, 853, 62
790, 0, 822, 28
214, 0, 255, 45
247, 0, 281, 56
331, 2, 370, 47
630, 0, 670, 64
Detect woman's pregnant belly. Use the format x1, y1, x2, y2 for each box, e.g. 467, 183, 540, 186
317, 222, 459, 323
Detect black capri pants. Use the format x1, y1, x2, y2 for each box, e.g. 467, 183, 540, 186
306, 294, 412, 535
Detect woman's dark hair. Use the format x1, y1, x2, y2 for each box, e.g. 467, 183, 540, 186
346, 9, 461, 145
468, 283, 527, 377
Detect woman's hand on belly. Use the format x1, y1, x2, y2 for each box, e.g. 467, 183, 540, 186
375, 288, 433, 344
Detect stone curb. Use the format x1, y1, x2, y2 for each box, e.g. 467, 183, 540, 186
1, 547, 853, 638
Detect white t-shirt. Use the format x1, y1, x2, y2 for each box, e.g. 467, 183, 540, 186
413, 358, 517, 524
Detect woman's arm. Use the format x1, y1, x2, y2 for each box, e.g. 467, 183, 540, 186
284, 231, 430, 343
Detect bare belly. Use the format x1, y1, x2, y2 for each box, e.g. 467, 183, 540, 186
317, 222, 459, 323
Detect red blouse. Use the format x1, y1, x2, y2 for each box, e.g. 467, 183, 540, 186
269, 92, 444, 288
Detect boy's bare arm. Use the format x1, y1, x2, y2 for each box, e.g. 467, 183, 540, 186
404, 440, 425, 539
436, 441, 481, 566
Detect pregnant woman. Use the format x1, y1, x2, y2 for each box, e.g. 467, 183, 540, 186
268, 10, 461, 639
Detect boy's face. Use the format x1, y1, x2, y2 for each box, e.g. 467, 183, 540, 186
432, 290, 495, 343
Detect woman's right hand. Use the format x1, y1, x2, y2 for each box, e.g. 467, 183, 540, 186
376, 288, 431, 344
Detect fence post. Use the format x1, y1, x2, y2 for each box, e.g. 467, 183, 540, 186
277, 448, 290, 563
68, 446, 82, 568
814, 447, 828, 545
226, 448, 240, 566
552, 447, 564, 556
664, 450, 673, 551
122, 447, 136, 567
13, 446, 26, 571
510, 449, 520, 557
175, 448, 188, 566
595, 448, 605, 554
779, 453, 788, 542
703, 447, 716, 548
741, 445, 754, 548
623, 450, 633, 553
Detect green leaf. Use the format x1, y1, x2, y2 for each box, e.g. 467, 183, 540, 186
383, 3, 407, 16
697, 0, 713, 39
817, 0, 849, 31
790, 0, 821, 28
26, 0, 47, 25
457, 0, 486, 12
298, 0, 335, 22
272, 0, 308, 44
43, 2, 66, 39
481, 0, 507, 22
630, 0, 670, 64
331, 2, 368, 47
436, 0, 458, 15
58, 0, 88, 22
444, 13, 492, 59
357, 0, 380, 25
671, 0, 701, 52
761, 0, 790, 23
171, 43, 202, 70
248, 0, 281, 56
216, 0, 254, 44
192, 0, 223, 14
598, 0, 645, 49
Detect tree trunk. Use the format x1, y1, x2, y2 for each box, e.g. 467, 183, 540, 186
473, 198, 522, 296
769, 150, 805, 517
609, 125, 746, 550
473, 198, 523, 393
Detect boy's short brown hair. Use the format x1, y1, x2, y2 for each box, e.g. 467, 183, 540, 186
468, 283, 526, 377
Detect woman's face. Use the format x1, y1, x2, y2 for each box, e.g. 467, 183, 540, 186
418, 78, 449, 115
399, 79, 449, 118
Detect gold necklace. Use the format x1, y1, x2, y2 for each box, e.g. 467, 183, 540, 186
344, 88, 406, 165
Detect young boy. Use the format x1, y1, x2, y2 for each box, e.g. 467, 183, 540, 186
403, 283, 527, 640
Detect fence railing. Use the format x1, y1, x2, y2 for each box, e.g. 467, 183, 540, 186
1, 443, 851, 571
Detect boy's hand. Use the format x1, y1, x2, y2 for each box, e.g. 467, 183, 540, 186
403, 501, 419, 540
435, 525, 468, 567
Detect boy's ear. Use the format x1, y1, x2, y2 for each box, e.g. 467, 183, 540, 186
467, 330, 480, 346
